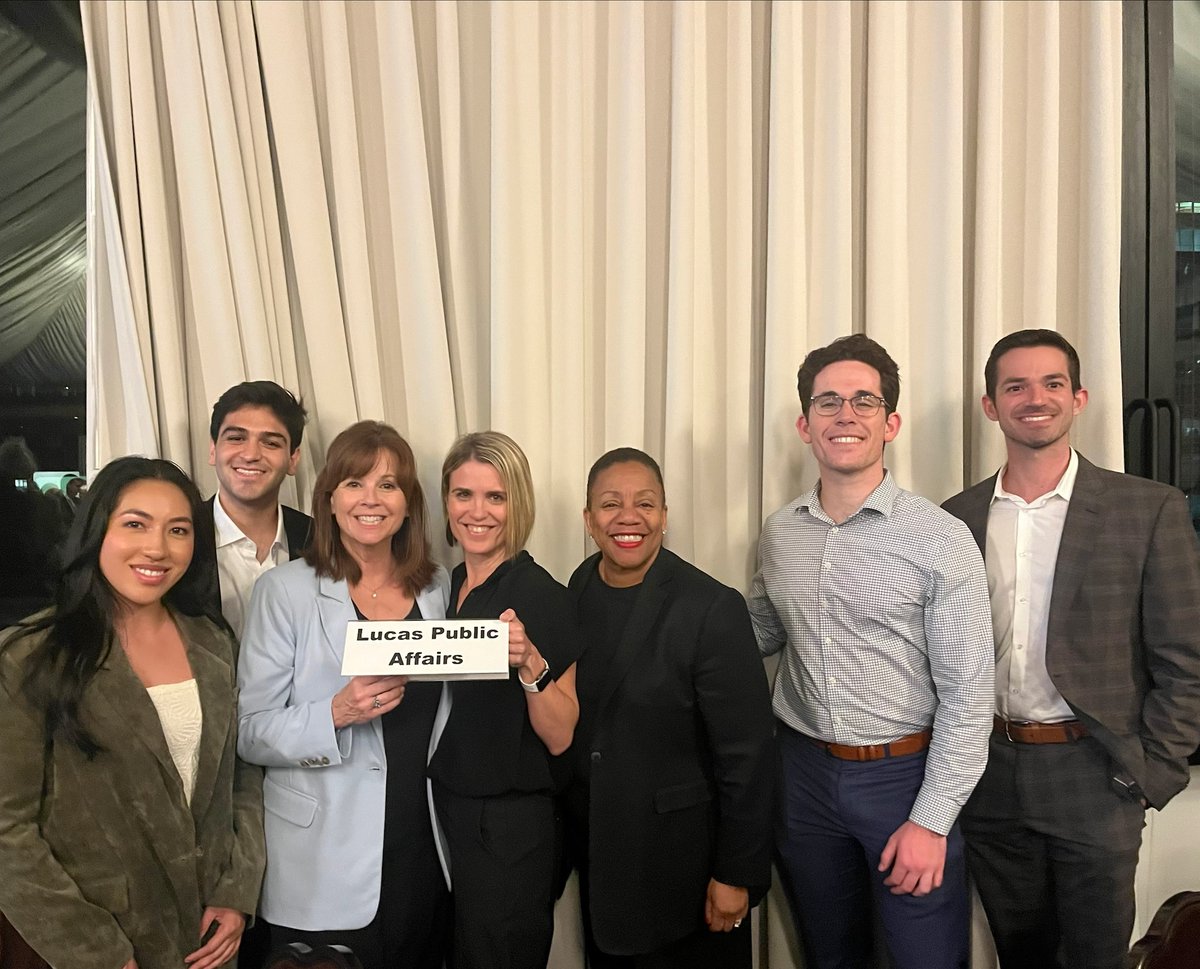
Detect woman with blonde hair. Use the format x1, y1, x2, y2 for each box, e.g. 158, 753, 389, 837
429, 431, 580, 969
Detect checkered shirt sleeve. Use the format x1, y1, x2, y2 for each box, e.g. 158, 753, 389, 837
748, 476, 995, 834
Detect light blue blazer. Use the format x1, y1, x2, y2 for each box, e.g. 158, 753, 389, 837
237, 557, 450, 930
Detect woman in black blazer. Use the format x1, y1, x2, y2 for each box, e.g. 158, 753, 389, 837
566, 447, 775, 968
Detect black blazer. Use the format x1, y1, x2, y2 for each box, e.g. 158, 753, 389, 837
196, 495, 313, 621
567, 549, 775, 956
943, 455, 1200, 808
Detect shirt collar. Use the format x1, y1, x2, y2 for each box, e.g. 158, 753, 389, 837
451, 550, 531, 599
796, 470, 900, 522
991, 448, 1079, 506
212, 491, 287, 551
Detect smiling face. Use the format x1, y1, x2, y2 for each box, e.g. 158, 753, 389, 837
208, 405, 300, 514
447, 460, 509, 570
797, 359, 901, 482
983, 345, 1087, 454
331, 450, 409, 558
584, 461, 667, 587
99, 479, 195, 612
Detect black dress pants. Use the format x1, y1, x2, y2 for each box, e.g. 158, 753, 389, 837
434, 785, 557, 969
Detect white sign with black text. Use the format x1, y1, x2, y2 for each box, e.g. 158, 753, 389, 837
341, 619, 510, 681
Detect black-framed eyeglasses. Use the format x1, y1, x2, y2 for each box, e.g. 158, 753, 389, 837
809, 393, 889, 417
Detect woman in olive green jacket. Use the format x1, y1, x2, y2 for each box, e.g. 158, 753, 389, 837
0, 457, 265, 969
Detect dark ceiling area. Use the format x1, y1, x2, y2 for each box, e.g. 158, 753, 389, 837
0, 0, 85, 470
0, 0, 85, 399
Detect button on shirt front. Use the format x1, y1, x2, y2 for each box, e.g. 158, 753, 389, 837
748, 473, 994, 834
986, 449, 1078, 723
213, 494, 290, 639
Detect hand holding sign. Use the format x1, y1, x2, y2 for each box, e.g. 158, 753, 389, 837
331, 674, 409, 728
500, 608, 545, 683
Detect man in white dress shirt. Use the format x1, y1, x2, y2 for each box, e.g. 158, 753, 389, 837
943, 329, 1200, 969
195, 380, 313, 969
198, 381, 312, 638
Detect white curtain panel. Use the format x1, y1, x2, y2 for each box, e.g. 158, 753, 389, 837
81, 1, 1123, 967
763, 0, 1122, 515
81, 0, 1121, 581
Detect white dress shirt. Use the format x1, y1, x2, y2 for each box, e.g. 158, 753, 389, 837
213, 493, 290, 639
986, 448, 1079, 722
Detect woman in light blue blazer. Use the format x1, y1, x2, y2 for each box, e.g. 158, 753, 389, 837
238, 421, 450, 969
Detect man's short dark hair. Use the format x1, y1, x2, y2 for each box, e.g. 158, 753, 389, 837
796, 334, 900, 415
209, 381, 307, 452
984, 329, 1081, 400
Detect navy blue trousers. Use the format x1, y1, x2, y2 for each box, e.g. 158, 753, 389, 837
775, 723, 969, 969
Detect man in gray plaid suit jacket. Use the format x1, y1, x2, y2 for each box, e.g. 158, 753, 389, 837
943, 328, 1200, 969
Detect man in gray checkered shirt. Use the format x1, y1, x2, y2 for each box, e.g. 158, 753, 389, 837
749, 335, 994, 969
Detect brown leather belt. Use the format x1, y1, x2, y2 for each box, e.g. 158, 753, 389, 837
805, 728, 933, 762
994, 715, 1087, 744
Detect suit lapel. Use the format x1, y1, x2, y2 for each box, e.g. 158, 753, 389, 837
959, 476, 996, 554
177, 613, 233, 824
589, 551, 675, 722
201, 495, 223, 611
92, 639, 179, 788
88, 626, 200, 908
283, 505, 312, 560
92, 614, 234, 822
415, 581, 447, 621
317, 573, 355, 668
1047, 457, 1104, 640
85, 628, 200, 917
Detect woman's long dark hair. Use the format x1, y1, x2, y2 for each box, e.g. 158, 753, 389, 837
1, 456, 223, 757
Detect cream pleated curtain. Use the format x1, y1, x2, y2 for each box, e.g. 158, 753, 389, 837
760, 0, 1123, 524
81, 2, 1122, 965
81, 0, 1122, 589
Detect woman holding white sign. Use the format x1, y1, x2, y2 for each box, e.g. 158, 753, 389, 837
565, 447, 775, 968
429, 431, 581, 969
237, 421, 451, 969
